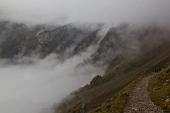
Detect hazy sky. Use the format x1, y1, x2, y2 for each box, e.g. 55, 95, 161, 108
0, 0, 170, 25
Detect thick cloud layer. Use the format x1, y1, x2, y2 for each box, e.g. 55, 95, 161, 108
0, 0, 170, 25
0, 52, 103, 113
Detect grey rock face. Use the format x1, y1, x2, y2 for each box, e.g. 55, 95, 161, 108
0, 21, 170, 66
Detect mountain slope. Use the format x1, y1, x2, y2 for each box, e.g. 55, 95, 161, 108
148, 67, 170, 113
0, 22, 101, 60
55, 34, 170, 113
0, 21, 170, 113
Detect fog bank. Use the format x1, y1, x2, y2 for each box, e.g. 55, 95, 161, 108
0, 53, 103, 113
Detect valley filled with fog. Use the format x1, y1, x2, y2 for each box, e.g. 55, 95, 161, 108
0, 0, 170, 113
0, 53, 103, 113
0, 22, 109, 113
0, 21, 170, 113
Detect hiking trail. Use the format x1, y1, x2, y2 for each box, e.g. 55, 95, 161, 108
124, 76, 164, 113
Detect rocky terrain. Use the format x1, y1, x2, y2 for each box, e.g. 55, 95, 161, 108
0, 21, 170, 113
1, 21, 169, 65
54, 26, 170, 113
124, 75, 164, 113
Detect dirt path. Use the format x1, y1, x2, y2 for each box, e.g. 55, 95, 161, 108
124, 76, 164, 113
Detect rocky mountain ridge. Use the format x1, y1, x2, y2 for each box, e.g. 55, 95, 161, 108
0, 21, 169, 65
0, 21, 170, 113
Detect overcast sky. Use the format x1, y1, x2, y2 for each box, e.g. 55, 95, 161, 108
0, 0, 170, 25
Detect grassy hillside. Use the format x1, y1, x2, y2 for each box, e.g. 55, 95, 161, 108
148, 67, 170, 113
55, 41, 170, 113
87, 77, 142, 113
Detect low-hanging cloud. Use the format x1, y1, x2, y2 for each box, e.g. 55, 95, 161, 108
0, 52, 104, 113
0, 0, 170, 25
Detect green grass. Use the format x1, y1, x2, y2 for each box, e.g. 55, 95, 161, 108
87, 77, 142, 113
148, 67, 170, 113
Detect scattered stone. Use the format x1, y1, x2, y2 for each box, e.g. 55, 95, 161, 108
166, 80, 170, 82
163, 83, 168, 86
154, 87, 161, 91
132, 107, 138, 111
90, 75, 103, 86
165, 99, 170, 103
